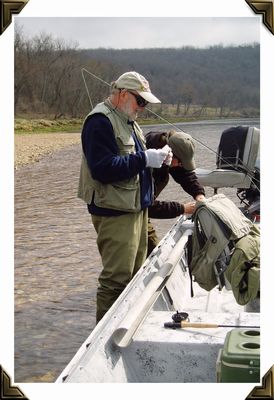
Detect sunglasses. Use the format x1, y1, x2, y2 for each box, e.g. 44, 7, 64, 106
127, 91, 149, 107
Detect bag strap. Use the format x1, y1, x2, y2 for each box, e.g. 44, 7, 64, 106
187, 234, 194, 297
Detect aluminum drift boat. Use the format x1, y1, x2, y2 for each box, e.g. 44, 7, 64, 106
56, 125, 260, 383
56, 220, 259, 383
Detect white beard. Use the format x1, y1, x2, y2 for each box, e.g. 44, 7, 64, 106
121, 103, 138, 121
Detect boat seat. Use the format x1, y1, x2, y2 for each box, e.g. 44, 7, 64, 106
195, 168, 252, 189
195, 126, 260, 190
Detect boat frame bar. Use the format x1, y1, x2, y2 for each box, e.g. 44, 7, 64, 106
111, 229, 193, 348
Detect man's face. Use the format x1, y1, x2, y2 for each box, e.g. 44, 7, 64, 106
171, 156, 183, 168
119, 90, 147, 121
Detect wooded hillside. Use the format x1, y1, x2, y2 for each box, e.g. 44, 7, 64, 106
15, 27, 260, 119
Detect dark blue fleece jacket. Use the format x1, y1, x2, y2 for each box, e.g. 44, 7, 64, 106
81, 113, 153, 216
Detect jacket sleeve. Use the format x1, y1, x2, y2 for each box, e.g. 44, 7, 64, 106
169, 167, 205, 199
148, 199, 184, 219
82, 113, 147, 183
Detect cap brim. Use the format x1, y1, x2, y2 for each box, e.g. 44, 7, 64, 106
136, 91, 161, 104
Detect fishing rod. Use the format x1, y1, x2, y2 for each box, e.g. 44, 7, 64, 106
164, 321, 260, 329
80, 68, 260, 190
163, 312, 260, 329
81, 68, 95, 109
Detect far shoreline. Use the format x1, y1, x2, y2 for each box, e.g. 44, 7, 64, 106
15, 132, 81, 169
14, 116, 260, 169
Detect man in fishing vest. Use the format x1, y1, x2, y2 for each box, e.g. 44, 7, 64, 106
78, 71, 172, 323
146, 130, 206, 255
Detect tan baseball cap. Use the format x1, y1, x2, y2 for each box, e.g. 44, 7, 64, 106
167, 131, 196, 171
113, 71, 161, 104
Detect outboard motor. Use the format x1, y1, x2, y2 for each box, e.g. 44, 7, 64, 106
196, 126, 260, 221
237, 160, 260, 221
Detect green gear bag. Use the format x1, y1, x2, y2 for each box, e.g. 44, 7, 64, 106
224, 224, 260, 305
189, 194, 254, 292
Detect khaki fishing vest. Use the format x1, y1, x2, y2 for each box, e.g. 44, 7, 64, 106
78, 101, 147, 212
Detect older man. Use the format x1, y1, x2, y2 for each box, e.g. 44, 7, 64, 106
78, 71, 171, 322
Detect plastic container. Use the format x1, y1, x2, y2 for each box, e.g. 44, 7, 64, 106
216, 328, 260, 382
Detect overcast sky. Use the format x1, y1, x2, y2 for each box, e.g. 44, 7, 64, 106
15, 17, 260, 49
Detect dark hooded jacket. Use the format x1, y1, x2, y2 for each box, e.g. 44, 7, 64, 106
146, 131, 205, 219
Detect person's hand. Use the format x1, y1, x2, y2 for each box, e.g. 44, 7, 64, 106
145, 147, 171, 168
183, 201, 197, 215
162, 144, 173, 166
195, 194, 206, 202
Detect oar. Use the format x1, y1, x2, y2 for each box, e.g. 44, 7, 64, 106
164, 321, 260, 329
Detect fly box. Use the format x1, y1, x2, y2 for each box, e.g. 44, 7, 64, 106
216, 328, 260, 382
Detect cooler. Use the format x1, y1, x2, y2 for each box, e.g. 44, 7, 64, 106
216, 328, 260, 382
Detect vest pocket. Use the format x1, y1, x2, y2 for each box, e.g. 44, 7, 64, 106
94, 178, 141, 212
116, 136, 135, 154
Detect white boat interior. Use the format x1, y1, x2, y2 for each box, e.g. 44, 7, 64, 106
56, 216, 259, 383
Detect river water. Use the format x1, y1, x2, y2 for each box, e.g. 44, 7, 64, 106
14, 118, 259, 382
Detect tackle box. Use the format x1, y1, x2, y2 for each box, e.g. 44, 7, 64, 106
216, 328, 260, 382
